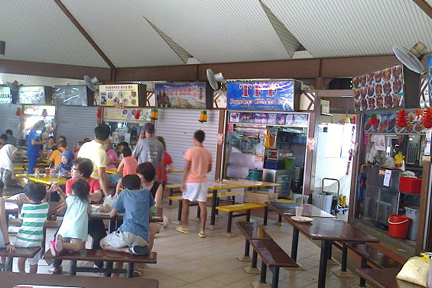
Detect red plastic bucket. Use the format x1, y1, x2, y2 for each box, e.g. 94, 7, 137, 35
388, 214, 411, 239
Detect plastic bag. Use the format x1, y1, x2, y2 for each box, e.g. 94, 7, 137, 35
103, 194, 118, 209
396, 254, 430, 287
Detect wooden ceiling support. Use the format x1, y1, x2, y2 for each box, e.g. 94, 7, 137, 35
0, 59, 112, 82
52, 0, 116, 69
412, 0, 432, 20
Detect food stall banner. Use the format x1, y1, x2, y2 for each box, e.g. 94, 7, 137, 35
364, 110, 425, 134
155, 82, 213, 109
428, 56, 432, 104
103, 107, 151, 121
98, 84, 145, 107
353, 64, 421, 112
19, 86, 52, 105
229, 111, 308, 127
55, 85, 94, 106
0, 87, 13, 104
227, 81, 298, 111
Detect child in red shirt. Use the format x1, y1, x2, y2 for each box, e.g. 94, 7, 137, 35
117, 147, 138, 177
156, 136, 173, 188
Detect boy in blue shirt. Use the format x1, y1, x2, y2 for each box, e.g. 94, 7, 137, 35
101, 174, 156, 256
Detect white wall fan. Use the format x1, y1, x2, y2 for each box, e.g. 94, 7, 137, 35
83, 75, 99, 92
206, 69, 226, 90
5, 80, 20, 92
393, 42, 427, 74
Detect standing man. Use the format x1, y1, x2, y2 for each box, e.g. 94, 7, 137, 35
27, 122, 46, 174
132, 123, 164, 181
5, 130, 17, 147
78, 124, 111, 197
177, 130, 212, 238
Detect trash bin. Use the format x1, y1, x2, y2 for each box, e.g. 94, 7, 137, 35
312, 192, 332, 214
405, 207, 420, 241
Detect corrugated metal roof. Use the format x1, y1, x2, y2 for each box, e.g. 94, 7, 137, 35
0, 0, 108, 67
0, 73, 84, 87
61, 0, 184, 68
264, 0, 432, 57
127, 0, 291, 63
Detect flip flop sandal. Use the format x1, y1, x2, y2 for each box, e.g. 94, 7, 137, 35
198, 233, 207, 238
176, 227, 190, 234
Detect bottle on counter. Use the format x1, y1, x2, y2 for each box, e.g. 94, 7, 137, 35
34, 168, 40, 178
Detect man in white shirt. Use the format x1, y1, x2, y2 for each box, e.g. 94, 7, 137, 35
78, 124, 111, 196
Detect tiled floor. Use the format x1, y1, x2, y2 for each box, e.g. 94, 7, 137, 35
9, 202, 362, 288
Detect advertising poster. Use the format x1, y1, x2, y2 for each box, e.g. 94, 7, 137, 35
155, 82, 209, 109
19, 86, 47, 104
428, 56, 432, 105
103, 107, 151, 121
227, 81, 295, 111
228, 111, 308, 127
55, 86, 89, 106
0, 87, 13, 104
99, 84, 140, 107
364, 110, 425, 134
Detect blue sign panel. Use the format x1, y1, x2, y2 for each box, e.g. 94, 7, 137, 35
428, 56, 432, 105
227, 81, 295, 111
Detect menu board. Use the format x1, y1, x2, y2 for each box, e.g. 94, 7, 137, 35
353, 65, 404, 112
364, 110, 426, 134
228, 111, 308, 127
428, 56, 432, 104
98, 84, 145, 107
155, 82, 212, 109
0, 86, 13, 104
227, 81, 300, 111
103, 107, 151, 121
55, 85, 93, 106
19, 86, 51, 104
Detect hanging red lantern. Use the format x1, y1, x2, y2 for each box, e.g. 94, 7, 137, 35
150, 108, 158, 120
97, 108, 102, 120
15, 108, 22, 116
199, 110, 208, 123
423, 108, 432, 129
396, 109, 408, 128
135, 109, 141, 120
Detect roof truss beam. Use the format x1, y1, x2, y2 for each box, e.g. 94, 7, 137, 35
412, 0, 432, 20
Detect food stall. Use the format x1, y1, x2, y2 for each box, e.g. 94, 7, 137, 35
98, 84, 148, 149
351, 63, 429, 249
0, 86, 21, 138
19, 86, 55, 141
223, 80, 313, 198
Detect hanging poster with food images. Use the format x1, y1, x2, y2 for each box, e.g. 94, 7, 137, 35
19, 86, 52, 104
155, 83, 213, 109
364, 110, 425, 134
98, 84, 145, 107
227, 81, 301, 111
0, 87, 13, 104
353, 65, 404, 112
228, 111, 308, 127
428, 56, 432, 104
103, 107, 151, 121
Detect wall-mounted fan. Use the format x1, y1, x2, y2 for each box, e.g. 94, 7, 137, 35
83, 75, 99, 92
393, 42, 427, 74
206, 69, 226, 90
5, 80, 20, 92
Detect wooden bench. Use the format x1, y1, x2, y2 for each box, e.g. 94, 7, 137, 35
216, 203, 266, 237
236, 221, 273, 274
44, 249, 157, 278
249, 239, 298, 288
354, 268, 419, 288
0, 247, 41, 272
335, 242, 404, 287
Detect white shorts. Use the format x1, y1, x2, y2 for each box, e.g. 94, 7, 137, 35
103, 231, 148, 248
183, 183, 208, 202
14, 239, 42, 265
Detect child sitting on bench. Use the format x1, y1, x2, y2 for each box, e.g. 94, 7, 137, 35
50, 179, 90, 256
14, 183, 49, 273
101, 175, 159, 276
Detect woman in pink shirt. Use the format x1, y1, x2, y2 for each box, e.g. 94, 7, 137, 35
117, 147, 138, 177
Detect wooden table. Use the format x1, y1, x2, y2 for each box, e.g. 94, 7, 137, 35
268, 201, 379, 288
168, 180, 279, 227
0, 271, 159, 288
355, 268, 421, 288
15, 174, 68, 185
268, 202, 335, 218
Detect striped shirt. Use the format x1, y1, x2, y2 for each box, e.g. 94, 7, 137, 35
16, 202, 49, 243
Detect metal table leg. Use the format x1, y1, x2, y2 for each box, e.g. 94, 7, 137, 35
5, 257, 13, 272
318, 240, 331, 288
177, 201, 183, 222
126, 262, 133, 278
210, 190, 217, 226
271, 266, 280, 288
70, 260, 77, 276
291, 227, 299, 262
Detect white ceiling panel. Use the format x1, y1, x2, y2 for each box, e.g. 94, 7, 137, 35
265, 0, 432, 57
126, 0, 292, 63
0, 0, 107, 67
62, 0, 184, 67
0, 73, 85, 87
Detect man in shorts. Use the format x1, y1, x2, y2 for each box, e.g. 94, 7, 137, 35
177, 130, 212, 238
